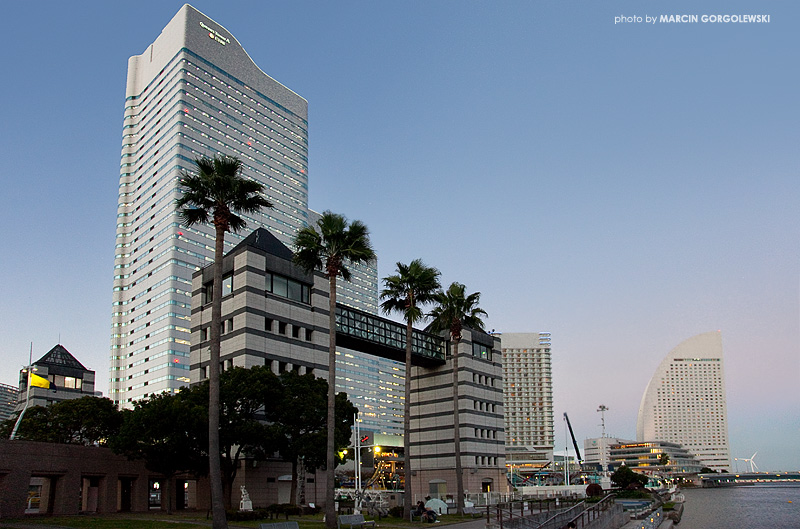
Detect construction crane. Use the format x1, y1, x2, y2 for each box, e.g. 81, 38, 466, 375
563, 412, 583, 464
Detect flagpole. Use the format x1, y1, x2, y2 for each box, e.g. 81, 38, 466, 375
10, 343, 34, 440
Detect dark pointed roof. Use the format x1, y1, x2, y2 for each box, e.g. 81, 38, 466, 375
231, 227, 294, 261
34, 344, 87, 370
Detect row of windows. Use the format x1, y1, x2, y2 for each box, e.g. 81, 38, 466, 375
472, 373, 496, 386
266, 317, 314, 341
474, 400, 498, 413
474, 428, 498, 440
475, 456, 500, 466
202, 358, 315, 380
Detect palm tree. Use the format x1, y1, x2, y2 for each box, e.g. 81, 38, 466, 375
427, 283, 487, 515
175, 155, 272, 529
292, 211, 375, 529
380, 260, 441, 519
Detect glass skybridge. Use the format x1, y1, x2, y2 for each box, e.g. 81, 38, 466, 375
335, 305, 446, 367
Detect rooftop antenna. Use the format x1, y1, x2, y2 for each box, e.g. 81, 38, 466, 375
597, 405, 608, 438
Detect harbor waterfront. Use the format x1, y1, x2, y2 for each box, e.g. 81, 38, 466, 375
678, 483, 799, 529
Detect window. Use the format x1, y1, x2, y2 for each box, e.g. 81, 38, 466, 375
292, 326, 300, 339
266, 272, 311, 304
305, 329, 313, 341
204, 274, 233, 303
265, 318, 273, 332
473, 342, 492, 360
278, 321, 287, 335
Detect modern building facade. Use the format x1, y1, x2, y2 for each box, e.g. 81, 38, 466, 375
636, 331, 731, 471
14, 345, 97, 412
0, 383, 19, 422
584, 436, 633, 473
410, 329, 507, 498
111, 4, 309, 407
607, 441, 704, 474
189, 228, 506, 503
500, 333, 554, 474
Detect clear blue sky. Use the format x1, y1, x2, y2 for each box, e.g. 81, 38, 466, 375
0, 1, 797, 471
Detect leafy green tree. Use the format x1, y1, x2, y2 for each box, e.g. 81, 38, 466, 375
111, 391, 207, 514
380, 259, 441, 518
427, 282, 487, 514
182, 366, 281, 509
175, 155, 272, 529
611, 464, 648, 489
292, 211, 375, 528
2, 397, 122, 445
270, 371, 357, 504
1, 406, 51, 441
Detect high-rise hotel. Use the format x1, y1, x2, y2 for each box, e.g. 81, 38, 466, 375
111, 5, 309, 406
501, 333, 554, 475
111, 4, 398, 429
636, 331, 731, 471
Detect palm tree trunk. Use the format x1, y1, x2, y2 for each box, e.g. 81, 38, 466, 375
209, 222, 227, 529
452, 337, 464, 514
403, 318, 413, 520
290, 457, 298, 505
325, 275, 338, 529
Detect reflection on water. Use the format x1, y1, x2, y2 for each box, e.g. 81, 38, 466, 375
679, 484, 799, 529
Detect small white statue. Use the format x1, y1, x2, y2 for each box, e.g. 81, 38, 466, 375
240, 485, 253, 511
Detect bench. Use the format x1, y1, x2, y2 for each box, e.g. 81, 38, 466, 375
463, 506, 482, 518
259, 523, 300, 529
337, 513, 377, 529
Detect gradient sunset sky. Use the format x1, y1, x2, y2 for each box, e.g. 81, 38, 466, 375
0, 0, 796, 470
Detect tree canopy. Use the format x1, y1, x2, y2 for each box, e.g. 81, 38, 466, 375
611, 465, 649, 489
1, 396, 122, 445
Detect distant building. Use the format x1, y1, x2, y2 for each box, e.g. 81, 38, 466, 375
584, 436, 634, 473
0, 383, 19, 422
500, 333, 554, 474
608, 441, 704, 474
14, 345, 97, 412
636, 331, 731, 471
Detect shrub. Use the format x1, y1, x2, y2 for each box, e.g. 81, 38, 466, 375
388, 505, 404, 518
585, 483, 604, 497
226, 508, 271, 521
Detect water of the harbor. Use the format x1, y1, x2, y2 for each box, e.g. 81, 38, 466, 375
678, 483, 799, 528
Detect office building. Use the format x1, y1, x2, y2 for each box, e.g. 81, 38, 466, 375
189, 227, 507, 503
410, 329, 507, 497
14, 345, 97, 412
500, 333, 554, 475
111, 4, 309, 406
0, 383, 19, 422
607, 441, 703, 474
636, 331, 731, 471
584, 436, 632, 473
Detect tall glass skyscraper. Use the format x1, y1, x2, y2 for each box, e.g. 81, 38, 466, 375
111, 5, 309, 406
636, 331, 731, 471
111, 5, 399, 434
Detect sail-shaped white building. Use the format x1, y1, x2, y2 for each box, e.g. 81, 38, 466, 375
636, 331, 731, 471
